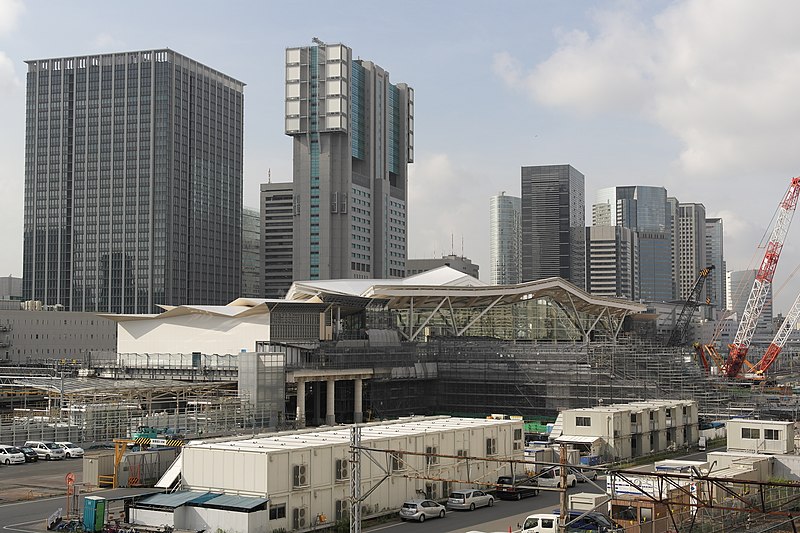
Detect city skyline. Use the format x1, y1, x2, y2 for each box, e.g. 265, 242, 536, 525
3, 1, 800, 313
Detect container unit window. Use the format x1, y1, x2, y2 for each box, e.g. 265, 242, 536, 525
765, 429, 780, 440
486, 437, 498, 456
269, 504, 286, 520
425, 446, 438, 466
576, 416, 591, 427
741, 427, 760, 439
391, 452, 406, 472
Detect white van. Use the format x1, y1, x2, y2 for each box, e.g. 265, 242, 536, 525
537, 467, 577, 488
522, 512, 624, 533
522, 514, 559, 533
23, 441, 65, 460
0, 445, 26, 465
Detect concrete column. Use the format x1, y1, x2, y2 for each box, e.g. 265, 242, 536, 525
296, 379, 306, 428
354, 378, 363, 423
326, 378, 336, 425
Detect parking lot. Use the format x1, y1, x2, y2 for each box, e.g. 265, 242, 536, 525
0, 453, 83, 503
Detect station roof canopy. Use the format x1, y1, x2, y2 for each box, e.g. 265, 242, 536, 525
286, 266, 645, 319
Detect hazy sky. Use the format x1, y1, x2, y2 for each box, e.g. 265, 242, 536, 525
3, 0, 800, 313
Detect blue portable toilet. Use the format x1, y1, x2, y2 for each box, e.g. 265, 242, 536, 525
83, 496, 106, 533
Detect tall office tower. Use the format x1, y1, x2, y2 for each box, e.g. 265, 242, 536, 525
242, 207, 262, 298
22, 50, 244, 313
284, 41, 414, 281
593, 186, 671, 301
727, 269, 773, 336
667, 197, 680, 299
261, 182, 295, 299
585, 226, 638, 299
521, 165, 585, 287
705, 218, 726, 311
676, 203, 707, 300
489, 192, 521, 285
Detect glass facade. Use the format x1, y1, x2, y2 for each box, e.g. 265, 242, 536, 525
521, 165, 585, 288
23, 50, 244, 313
593, 186, 672, 301
489, 193, 521, 285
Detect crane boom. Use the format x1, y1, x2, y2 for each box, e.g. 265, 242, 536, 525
724, 176, 800, 378
667, 265, 714, 347
753, 291, 800, 375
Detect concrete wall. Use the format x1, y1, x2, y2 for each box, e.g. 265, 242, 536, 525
130, 508, 173, 526
0, 309, 116, 363
116, 313, 269, 355
183, 507, 267, 533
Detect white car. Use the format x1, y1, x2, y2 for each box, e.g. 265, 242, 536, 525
536, 467, 577, 488
23, 441, 65, 460
55, 442, 85, 458
0, 445, 26, 465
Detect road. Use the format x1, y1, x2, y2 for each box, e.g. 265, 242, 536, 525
366, 481, 607, 533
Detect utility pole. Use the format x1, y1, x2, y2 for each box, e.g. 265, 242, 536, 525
559, 443, 567, 532
350, 425, 362, 533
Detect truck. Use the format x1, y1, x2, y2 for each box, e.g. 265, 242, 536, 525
698, 436, 707, 451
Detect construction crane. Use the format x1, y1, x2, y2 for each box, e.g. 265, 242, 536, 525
751, 290, 800, 377
667, 265, 715, 347
723, 176, 800, 378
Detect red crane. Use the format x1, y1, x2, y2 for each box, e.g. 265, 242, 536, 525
723, 177, 800, 378
752, 290, 800, 376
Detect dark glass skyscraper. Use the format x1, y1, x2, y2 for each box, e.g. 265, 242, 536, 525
521, 164, 585, 287
23, 50, 244, 313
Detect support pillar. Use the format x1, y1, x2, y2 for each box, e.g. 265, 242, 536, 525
296, 379, 306, 428
354, 378, 363, 423
326, 378, 336, 425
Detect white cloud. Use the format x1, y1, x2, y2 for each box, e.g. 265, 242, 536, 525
495, 0, 800, 178
0, 0, 23, 35
0, 50, 19, 94
407, 153, 489, 268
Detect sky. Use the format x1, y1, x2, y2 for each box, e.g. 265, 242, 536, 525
3, 0, 800, 313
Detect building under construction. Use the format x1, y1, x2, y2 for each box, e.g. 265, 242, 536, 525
3, 266, 791, 437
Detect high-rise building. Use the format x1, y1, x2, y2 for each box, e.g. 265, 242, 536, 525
667, 197, 680, 299
521, 164, 585, 287
406, 255, 479, 279
585, 226, 637, 299
22, 50, 244, 313
242, 207, 262, 298
705, 218, 726, 311
261, 182, 295, 299
0, 276, 22, 301
284, 41, 413, 281
489, 192, 521, 285
727, 269, 773, 337
676, 203, 707, 300
593, 186, 671, 301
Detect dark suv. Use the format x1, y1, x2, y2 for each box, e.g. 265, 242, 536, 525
495, 474, 539, 500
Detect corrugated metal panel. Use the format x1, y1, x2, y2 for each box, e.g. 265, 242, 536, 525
191, 494, 269, 511
136, 491, 209, 509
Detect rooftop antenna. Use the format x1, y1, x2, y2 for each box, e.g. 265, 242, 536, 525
461, 235, 464, 258
451, 234, 454, 256
267, 168, 271, 184
312, 37, 325, 46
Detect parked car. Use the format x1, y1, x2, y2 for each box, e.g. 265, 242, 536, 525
398, 499, 446, 522
537, 467, 577, 488
446, 489, 494, 511
0, 445, 26, 465
495, 474, 539, 500
575, 467, 598, 482
23, 441, 65, 460
55, 442, 85, 458
19, 446, 38, 462
521, 511, 623, 533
